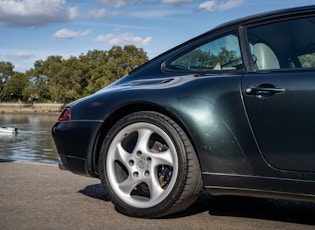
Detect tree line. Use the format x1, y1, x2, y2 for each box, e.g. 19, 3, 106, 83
0, 45, 148, 103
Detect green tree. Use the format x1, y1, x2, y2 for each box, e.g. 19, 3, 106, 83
53, 56, 86, 102
172, 49, 215, 69
3, 72, 29, 101
299, 52, 315, 68
216, 47, 238, 65
87, 45, 148, 93
2, 45, 149, 103
24, 71, 50, 102
28, 56, 63, 102
0, 61, 14, 101
170, 47, 238, 70
79, 49, 108, 95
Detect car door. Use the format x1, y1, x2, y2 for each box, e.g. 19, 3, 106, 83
242, 16, 315, 173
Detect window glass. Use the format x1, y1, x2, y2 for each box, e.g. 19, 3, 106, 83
167, 34, 243, 72
247, 17, 315, 70
298, 52, 315, 68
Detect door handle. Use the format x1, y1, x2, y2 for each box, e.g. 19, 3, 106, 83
245, 84, 285, 98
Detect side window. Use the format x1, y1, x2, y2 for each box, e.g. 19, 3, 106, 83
247, 16, 315, 70
166, 34, 243, 72
298, 52, 315, 68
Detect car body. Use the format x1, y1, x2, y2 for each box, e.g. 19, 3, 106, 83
52, 5, 315, 218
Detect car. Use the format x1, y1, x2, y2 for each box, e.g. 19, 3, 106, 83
52, 5, 315, 218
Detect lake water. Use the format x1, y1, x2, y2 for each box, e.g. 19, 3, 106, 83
0, 113, 59, 164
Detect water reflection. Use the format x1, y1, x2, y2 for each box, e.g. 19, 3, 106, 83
0, 113, 59, 164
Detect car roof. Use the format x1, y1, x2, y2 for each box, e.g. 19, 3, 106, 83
212, 5, 315, 31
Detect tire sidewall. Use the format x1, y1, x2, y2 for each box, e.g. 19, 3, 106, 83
99, 111, 189, 217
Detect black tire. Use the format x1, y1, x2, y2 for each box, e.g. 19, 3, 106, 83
98, 111, 203, 218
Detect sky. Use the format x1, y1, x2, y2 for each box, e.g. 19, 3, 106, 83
0, 0, 314, 72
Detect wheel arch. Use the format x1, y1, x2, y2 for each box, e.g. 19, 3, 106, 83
89, 102, 200, 177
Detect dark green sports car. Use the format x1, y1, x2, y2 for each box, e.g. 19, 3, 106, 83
52, 5, 315, 218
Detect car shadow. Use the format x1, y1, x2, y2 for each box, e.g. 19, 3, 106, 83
80, 185, 315, 225
168, 189, 315, 225
205, 196, 315, 225
79, 184, 110, 201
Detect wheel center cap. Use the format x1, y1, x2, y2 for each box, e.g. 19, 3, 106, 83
136, 159, 145, 170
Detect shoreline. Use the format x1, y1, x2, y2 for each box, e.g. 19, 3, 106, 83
0, 158, 58, 166
0, 102, 64, 114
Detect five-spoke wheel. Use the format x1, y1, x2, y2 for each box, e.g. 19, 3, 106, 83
99, 111, 203, 218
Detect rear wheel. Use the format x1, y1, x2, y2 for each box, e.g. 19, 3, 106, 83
98, 111, 203, 218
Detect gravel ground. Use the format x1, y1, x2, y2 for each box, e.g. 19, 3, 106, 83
1, 160, 314, 230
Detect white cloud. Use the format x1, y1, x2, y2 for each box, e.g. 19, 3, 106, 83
95, 33, 153, 46
1, 49, 37, 72
162, 0, 193, 6
5, 51, 35, 60
217, 0, 245, 10
198, 0, 245, 12
129, 9, 179, 18
99, 0, 157, 8
89, 8, 109, 19
1, 48, 79, 72
52, 28, 91, 40
0, 0, 78, 27
99, 0, 135, 8
198, 1, 216, 11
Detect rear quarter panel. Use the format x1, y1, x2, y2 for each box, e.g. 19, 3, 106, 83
72, 74, 256, 176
